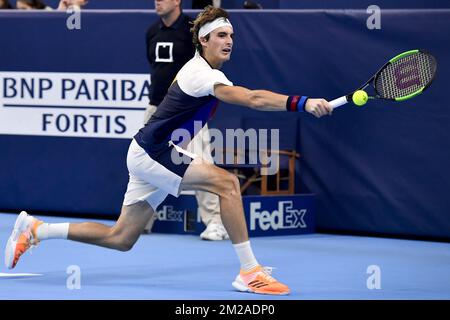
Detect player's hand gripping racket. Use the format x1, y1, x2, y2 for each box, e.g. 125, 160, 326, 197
329, 49, 437, 109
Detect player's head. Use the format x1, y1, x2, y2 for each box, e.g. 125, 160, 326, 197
155, 0, 181, 18
191, 6, 233, 66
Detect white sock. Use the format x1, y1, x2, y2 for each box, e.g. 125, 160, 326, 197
36, 223, 70, 241
233, 241, 259, 271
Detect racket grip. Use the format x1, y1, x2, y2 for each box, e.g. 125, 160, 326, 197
329, 96, 349, 109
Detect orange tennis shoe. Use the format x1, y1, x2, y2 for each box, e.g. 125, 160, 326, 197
232, 265, 290, 295
4, 211, 43, 269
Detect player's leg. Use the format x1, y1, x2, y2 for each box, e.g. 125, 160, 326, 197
68, 201, 154, 251
5, 139, 162, 269
68, 138, 168, 249
196, 191, 229, 240
181, 157, 247, 244
181, 158, 290, 295
4, 202, 154, 269
187, 125, 228, 240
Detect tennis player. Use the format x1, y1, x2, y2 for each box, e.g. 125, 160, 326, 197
5, 6, 331, 295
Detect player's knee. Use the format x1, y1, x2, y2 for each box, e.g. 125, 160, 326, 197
109, 229, 138, 252
218, 172, 240, 198
114, 237, 136, 252
117, 243, 134, 252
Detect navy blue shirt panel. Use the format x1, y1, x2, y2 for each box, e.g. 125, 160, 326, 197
134, 81, 218, 158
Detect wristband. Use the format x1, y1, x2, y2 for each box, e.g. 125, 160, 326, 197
286, 95, 309, 112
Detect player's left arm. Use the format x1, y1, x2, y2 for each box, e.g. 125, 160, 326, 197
214, 84, 332, 117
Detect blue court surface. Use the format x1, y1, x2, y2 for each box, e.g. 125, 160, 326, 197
0, 212, 449, 300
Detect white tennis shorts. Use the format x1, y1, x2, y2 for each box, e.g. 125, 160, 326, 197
123, 139, 197, 210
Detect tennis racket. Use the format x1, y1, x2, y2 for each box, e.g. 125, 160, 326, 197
329, 49, 437, 109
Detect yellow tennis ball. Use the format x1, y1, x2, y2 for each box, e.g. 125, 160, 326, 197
352, 90, 368, 106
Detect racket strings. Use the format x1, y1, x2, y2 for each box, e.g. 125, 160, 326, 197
376, 52, 436, 99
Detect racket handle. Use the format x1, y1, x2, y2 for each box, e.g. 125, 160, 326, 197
329, 96, 349, 109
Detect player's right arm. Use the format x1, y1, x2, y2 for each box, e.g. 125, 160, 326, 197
213, 84, 332, 118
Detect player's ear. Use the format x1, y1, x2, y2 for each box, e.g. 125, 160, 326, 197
199, 36, 208, 47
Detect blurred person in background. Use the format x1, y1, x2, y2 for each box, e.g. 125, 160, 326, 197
192, 0, 220, 9
57, 0, 88, 10
243, 1, 262, 9
16, 0, 51, 10
0, 0, 13, 9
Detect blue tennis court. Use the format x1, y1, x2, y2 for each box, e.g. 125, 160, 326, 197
1, 213, 449, 300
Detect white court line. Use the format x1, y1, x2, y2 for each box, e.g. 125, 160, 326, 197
0, 273, 43, 278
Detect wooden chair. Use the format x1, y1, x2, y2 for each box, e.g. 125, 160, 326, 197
215, 148, 300, 195
260, 149, 300, 195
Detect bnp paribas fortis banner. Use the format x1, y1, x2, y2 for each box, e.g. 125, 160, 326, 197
0, 71, 150, 139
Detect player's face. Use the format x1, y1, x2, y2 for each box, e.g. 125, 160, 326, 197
155, 0, 179, 17
203, 26, 234, 65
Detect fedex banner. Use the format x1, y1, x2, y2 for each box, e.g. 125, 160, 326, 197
153, 194, 315, 237
0, 71, 150, 139
244, 195, 315, 236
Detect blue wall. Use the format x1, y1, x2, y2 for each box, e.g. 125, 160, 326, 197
1, 10, 449, 240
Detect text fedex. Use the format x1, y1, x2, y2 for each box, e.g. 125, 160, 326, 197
250, 201, 307, 231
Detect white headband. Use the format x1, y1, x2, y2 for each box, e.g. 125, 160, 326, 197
198, 17, 233, 40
